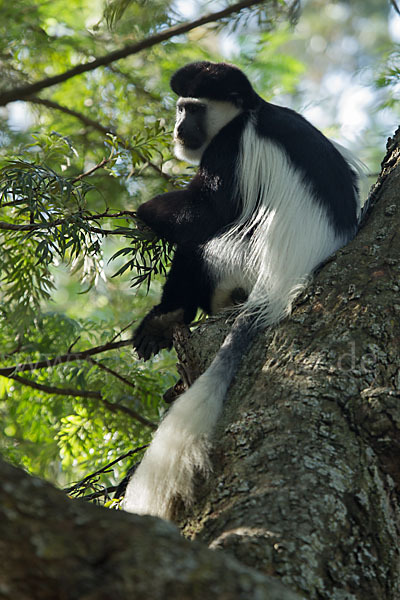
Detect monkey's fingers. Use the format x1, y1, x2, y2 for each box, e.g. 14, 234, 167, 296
137, 337, 157, 361
134, 332, 172, 361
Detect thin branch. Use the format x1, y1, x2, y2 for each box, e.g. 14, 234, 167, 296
110, 319, 136, 343
2, 343, 23, 358
79, 486, 119, 502
0, 221, 41, 232
391, 0, 400, 16
67, 336, 81, 353
28, 96, 171, 181
9, 374, 102, 399
81, 209, 137, 219
28, 97, 113, 135
0, 0, 266, 106
87, 357, 137, 390
72, 156, 111, 183
0, 209, 137, 235
8, 373, 156, 429
1, 198, 27, 208
0, 219, 116, 235
64, 445, 148, 494
106, 64, 160, 103
0, 338, 132, 377
101, 397, 156, 428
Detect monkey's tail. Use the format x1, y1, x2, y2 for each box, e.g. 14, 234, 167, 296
123, 313, 259, 520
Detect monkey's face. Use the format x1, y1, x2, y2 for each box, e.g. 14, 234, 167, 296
173, 97, 242, 164
174, 98, 207, 163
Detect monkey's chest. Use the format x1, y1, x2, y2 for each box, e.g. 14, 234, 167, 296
202, 237, 254, 314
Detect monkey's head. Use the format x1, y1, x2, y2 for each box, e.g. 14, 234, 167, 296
171, 61, 258, 164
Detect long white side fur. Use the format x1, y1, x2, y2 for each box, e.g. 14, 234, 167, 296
124, 116, 361, 520
206, 119, 357, 324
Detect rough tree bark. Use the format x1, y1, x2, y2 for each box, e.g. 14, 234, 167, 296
0, 129, 399, 599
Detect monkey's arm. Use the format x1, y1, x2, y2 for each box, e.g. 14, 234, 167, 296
133, 247, 212, 360
134, 158, 237, 359
137, 192, 212, 245
137, 175, 235, 246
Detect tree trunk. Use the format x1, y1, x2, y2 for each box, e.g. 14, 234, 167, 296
176, 127, 400, 599
0, 129, 399, 599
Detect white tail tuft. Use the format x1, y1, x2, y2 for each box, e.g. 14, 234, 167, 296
123, 363, 229, 519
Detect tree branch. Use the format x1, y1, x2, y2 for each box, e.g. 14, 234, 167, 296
9, 373, 102, 399
87, 357, 137, 390
0, 339, 132, 377
0, 219, 119, 235
0, 458, 303, 600
0, 0, 266, 106
0, 209, 137, 235
101, 397, 156, 428
28, 96, 172, 181
64, 445, 148, 494
391, 0, 400, 16
72, 156, 112, 182
8, 373, 156, 429
28, 96, 113, 135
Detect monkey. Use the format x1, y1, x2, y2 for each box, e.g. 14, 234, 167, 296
123, 61, 363, 519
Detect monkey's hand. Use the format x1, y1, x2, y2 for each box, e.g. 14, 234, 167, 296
135, 216, 158, 239
133, 307, 185, 361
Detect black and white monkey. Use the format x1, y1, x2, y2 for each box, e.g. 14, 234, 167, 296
123, 61, 363, 519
